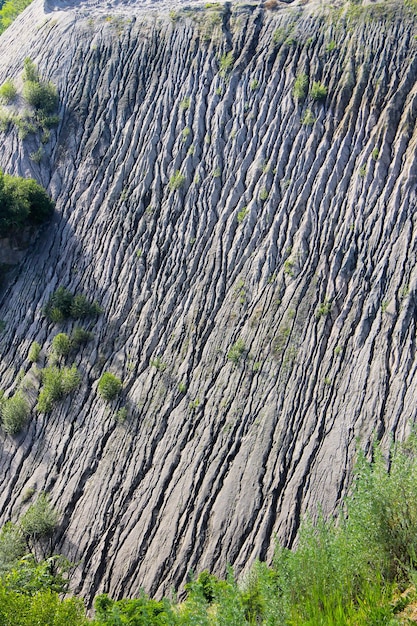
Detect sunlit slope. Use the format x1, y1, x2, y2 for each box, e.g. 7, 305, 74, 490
0, 0, 417, 602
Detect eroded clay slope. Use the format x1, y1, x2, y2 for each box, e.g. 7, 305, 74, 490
0, 0, 417, 602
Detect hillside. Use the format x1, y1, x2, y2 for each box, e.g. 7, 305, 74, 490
0, 0, 417, 603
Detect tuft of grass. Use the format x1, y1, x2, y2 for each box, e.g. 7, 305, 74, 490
293, 73, 308, 101
310, 81, 328, 101
169, 170, 185, 190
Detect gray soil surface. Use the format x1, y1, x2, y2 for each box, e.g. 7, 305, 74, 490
0, 0, 417, 604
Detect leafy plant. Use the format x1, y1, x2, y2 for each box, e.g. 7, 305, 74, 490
310, 80, 328, 101
51, 333, 71, 358
227, 338, 246, 365
43, 287, 101, 322
293, 73, 308, 101
315, 299, 331, 318
0, 79, 17, 104
169, 170, 185, 190
36, 365, 80, 413
20, 493, 58, 541
98, 372, 122, 401
237, 206, 248, 224
28, 341, 41, 363
0, 391, 30, 435
219, 51, 234, 76
301, 109, 316, 125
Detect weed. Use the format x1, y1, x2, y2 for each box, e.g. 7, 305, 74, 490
219, 52, 234, 77
315, 299, 331, 319
169, 170, 185, 190
372, 147, 380, 160
293, 74, 308, 101
310, 81, 328, 101
179, 96, 190, 111
98, 372, 122, 401
237, 206, 248, 224
150, 357, 167, 372
227, 338, 246, 365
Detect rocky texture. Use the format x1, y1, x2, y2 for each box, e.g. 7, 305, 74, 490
0, 0, 417, 603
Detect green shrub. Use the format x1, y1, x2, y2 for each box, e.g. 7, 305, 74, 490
98, 372, 122, 401
23, 80, 58, 113
169, 170, 185, 190
219, 51, 234, 76
43, 288, 101, 322
293, 73, 308, 101
0, 391, 30, 435
28, 341, 41, 363
22, 58, 39, 83
315, 299, 331, 318
0, 79, 17, 104
237, 206, 248, 224
70, 327, 93, 349
301, 109, 316, 126
227, 338, 246, 365
20, 493, 58, 540
36, 365, 80, 413
0, 0, 33, 34
0, 171, 54, 237
51, 333, 71, 358
310, 80, 328, 101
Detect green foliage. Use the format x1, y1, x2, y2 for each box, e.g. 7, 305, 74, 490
0, 170, 54, 237
0, 79, 17, 104
97, 372, 122, 401
0, 0, 32, 34
22, 58, 39, 83
310, 80, 328, 101
150, 356, 167, 372
0, 523, 26, 574
179, 96, 190, 111
227, 338, 246, 365
169, 170, 186, 190
0, 391, 30, 435
43, 287, 101, 322
219, 51, 234, 77
36, 365, 81, 413
70, 327, 93, 349
93, 592, 176, 625
20, 493, 58, 541
315, 299, 331, 318
293, 73, 308, 101
237, 206, 248, 224
51, 333, 71, 358
301, 108, 316, 126
23, 80, 58, 113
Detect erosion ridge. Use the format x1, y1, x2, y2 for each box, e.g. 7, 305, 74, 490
0, 0, 417, 603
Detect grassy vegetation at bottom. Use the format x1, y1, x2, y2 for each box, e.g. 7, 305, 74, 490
2, 437, 417, 623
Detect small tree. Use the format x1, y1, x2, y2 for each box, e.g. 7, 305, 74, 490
0, 79, 17, 104
98, 372, 122, 401
28, 341, 41, 363
0, 391, 30, 435
310, 81, 328, 101
20, 493, 58, 559
51, 333, 70, 359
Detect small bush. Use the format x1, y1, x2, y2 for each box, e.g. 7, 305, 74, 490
301, 109, 316, 126
23, 80, 58, 113
0, 79, 17, 104
43, 287, 101, 322
28, 341, 41, 363
315, 299, 331, 318
0, 391, 30, 435
310, 81, 328, 101
219, 51, 234, 76
20, 493, 58, 540
293, 73, 308, 101
237, 206, 248, 224
36, 365, 80, 413
169, 170, 185, 190
22, 58, 39, 83
70, 327, 93, 349
51, 333, 71, 358
98, 372, 122, 401
227, 338, 246, 365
